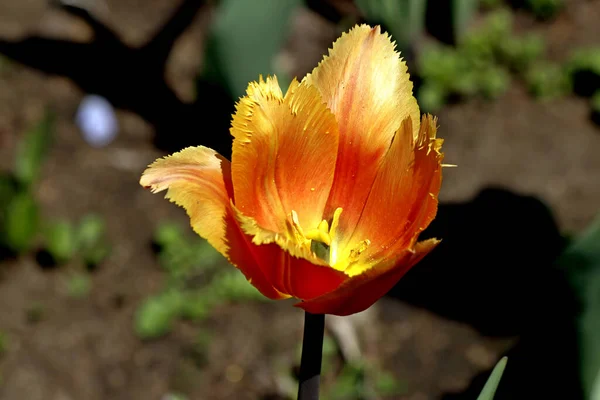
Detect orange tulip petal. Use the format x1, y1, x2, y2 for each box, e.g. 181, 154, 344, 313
222, 207, 290, 300
342, 115, 443, 274
230, 76, 339, 234
140, 146, 232, 254
297, 239, 440, 316
233, 205, 348, 300
305, 24, 420, 240
140, 146, 285, 300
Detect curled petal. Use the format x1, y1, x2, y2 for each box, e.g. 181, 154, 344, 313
234, 205, 347, 300
297, 239, 440, 316
341, 115, 443, 275
140, 146, 232, 253
230, 76, 339, 234
140, 146, 284, 300
305, 24, 420, 240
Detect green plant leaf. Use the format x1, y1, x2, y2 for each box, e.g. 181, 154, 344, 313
355, 0, 426, 52
525, 61, 571, 100
76, 214, 106, 250
452, 0, 479, 43
477, 357, 508, 400
526, 0, 563, 20
201, 0, 300, 98
0, 175, 18, 244
153, 221, 185, 248
14, 111, 54, 187
592, 91, 600, 113
45, 220, 77, 264
4, 192, 39, 253
66, 273, 92, 298
557, 214, 600, 398
135, 291, 184, 339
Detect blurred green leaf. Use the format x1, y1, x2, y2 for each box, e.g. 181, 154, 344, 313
478, 66, 510, 99
592, 91, 600, 113
14, 111, 54, 187
498, 34, 545, 73
477, 357, 508, 400
82, 242, 110, 267
135, 290, 184, 339
592, 369, 600, 400
525, 61, 571, 100
45, 220, 77, 264
568, 48, 600, 75
480, 8, 514, 46
452, 0, 479, 43
328, 363, 366, 400
418, 83, 447, 113
480, 0, 503, 9
77, 214, 110, 266
162, 393, 188, 400
66, 273, 92, 298
154, 221, 185, 248
374, 370, 406, 395
209, 271, 265, 302
179, 291, 215, 321
4, 192, 39, 253
556, 214, 600, 399
202, 0, 300, 98
0, 175, 17, 243
77, 214, 106, 250
526, 0, 563, 20
355, 0, 426, 51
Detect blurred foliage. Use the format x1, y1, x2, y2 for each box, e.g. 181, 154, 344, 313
201, 0, 300, 98
45, 220, 77, 264
66, 272, 92, 298
417, 9, 521, 111
162, 393, 188, 400
480, 0, 503, 9
355, 0, 478, 49
0, 112, 53, 254
568, 48, 600, 77
557, 214, 600, 400
525, 61, 571, 100
14, 111, 54, 188
135, 221, 266, 340
3, 192, 39, 253
0, 112, 110, 271
416, 7, 598, 112
76, 214, 111, 267
41, 214, 110, 267
525, 0, 563, 20
477, 357, 508, 400
355, 0, 427, 51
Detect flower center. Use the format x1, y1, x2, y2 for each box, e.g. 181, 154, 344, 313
286, 208, 370, 271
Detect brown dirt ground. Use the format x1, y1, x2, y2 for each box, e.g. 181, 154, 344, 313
0, 1, 598, 399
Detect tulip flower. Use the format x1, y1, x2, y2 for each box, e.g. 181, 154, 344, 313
140, 24, 444, 316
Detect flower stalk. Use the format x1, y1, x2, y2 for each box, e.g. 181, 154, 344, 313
297, 311, 325, 400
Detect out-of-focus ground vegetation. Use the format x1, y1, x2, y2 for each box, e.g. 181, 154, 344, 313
0, 0, 599, 399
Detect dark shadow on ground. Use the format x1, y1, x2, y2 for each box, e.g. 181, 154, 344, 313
0, 1, 235, 157
388, 187, 582, 400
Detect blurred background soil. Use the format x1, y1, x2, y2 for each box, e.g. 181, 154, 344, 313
0, 0, 598, 399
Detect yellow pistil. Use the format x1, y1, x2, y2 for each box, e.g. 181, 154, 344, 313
286, 207, 371, 274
